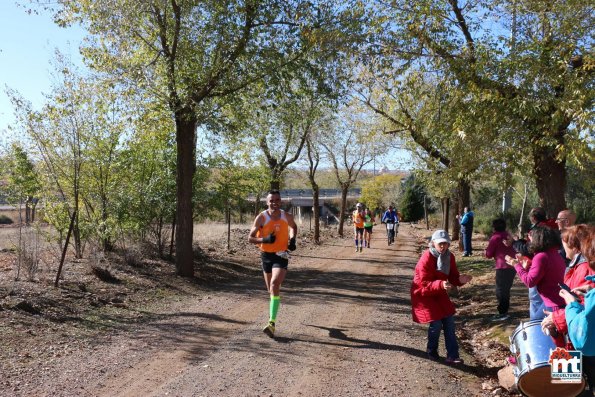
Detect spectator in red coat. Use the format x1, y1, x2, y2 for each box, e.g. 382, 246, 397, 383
541, 224, 595, 344
411, 230, 472, 364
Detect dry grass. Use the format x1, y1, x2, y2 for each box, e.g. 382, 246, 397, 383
193, 222, 251, 243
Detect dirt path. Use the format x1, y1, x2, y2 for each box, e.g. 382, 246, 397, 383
21, 225, 485, 397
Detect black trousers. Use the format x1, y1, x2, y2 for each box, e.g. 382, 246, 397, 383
495, 267, 516, 315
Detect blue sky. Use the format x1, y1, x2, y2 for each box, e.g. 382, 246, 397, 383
0, 1, 85, 142
0, 2, 412, 170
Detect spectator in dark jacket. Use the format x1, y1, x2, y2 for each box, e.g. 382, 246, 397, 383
485, 219, 517, 321
457, 207, 474, 257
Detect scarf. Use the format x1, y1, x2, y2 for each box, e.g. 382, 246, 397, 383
568, 253, 587, 269
429, 245, 451, 275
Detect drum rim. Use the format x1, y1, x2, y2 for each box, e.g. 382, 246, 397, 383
510, 319, 546, 339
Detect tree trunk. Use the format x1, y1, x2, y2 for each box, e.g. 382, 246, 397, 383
73, 191, 83, 259
31, 198, 38, 222
533, 146, 567, 218
175, 112, 197, 277
55, 210, 77, 287
338, 186, 349, 237
101, 192, 112, 252
156, 215, 164, 257
169, 213, 176, 260
312, 186, 320, 244
518, 182, 528, 237
16, 199, 23, 280
25, 196, 32, 224
441, 197, 450, 233
451, 179, 470, 243
424, 195, 429, 230
450, 194, 460, 242
226, 201, 231, 251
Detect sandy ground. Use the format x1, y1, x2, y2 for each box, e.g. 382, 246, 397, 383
1, 224, 493, 396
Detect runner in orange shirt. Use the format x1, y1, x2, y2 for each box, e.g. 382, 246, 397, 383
249, 190, 298, 338
353, 203, 365, 252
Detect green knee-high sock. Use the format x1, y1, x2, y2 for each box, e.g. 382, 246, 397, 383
269, 295, 280, 323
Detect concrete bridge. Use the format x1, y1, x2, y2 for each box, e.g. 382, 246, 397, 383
248, 188, 362, 227
250, 188, 361, 203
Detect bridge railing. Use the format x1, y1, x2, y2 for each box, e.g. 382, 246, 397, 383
276, 188, 361, 198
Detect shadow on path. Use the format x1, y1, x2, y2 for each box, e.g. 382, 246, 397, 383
271, 324, 500, 379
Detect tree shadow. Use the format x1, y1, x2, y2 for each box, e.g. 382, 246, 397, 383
270, 323, 499, 378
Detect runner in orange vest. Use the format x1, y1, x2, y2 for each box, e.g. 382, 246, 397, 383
249, 190, 298, 338
353, 203, 365, 252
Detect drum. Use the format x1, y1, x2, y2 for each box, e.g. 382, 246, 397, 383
509, 320, 585, 397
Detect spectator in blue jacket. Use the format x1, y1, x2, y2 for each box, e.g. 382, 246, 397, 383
457, 207, 475, 257
563, 282, 595, 353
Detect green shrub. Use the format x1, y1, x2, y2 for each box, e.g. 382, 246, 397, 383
399, 176, 427, 222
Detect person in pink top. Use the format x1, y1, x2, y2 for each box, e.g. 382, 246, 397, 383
507, 226, 566, 313
485, 218, 518, 321
541, 224, 594, 345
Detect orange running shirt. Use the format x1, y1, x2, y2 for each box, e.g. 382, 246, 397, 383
257, 210, 290, 253
353, 210, 365, 228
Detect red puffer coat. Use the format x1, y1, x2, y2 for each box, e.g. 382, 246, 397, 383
411, 250, 464, 324
552, 260, 595, 338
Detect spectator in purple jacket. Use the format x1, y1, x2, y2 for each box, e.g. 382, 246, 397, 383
485, 218, 518, 321
507, 226, 566, 314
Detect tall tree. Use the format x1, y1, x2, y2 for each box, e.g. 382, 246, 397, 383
10, 71, 91, 258
115, 106, 178, 257
9, 63, 130, 258
359, 173, 403, 212
305, 135, 322, 243
320, 102, 375, 237
381, 0, 594, 217
254, 88, 318, 190
358, 72, 493, 235
43, 0, 359, 276
303, 111, 335, 244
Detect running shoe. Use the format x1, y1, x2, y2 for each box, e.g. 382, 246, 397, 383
263, 321, 275, 338
445, 357, 464, 365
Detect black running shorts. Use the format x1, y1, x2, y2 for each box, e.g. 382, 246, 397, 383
261, 252, 289, 273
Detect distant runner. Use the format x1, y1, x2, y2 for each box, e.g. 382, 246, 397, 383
363, 208, 375, 249
248, 190, 298, 338
381, 205, 399, 245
